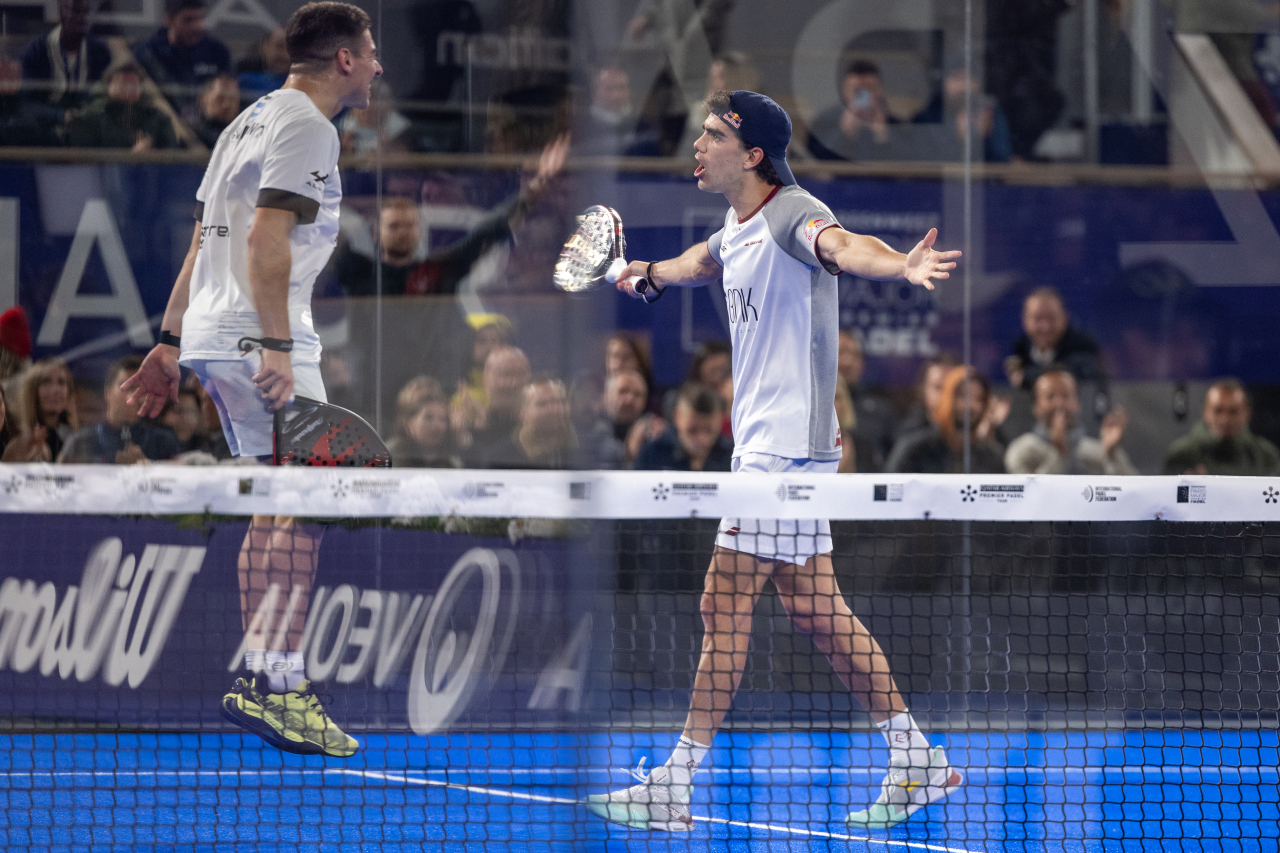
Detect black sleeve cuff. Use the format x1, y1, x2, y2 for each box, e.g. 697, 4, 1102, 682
193, 202, 204, 221
256, 188, 320, 225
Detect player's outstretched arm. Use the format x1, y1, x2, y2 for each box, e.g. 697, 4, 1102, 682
614, 241, 721, 299
122, 221, 200, 418
816, 226, 960, 290
246, 207, 298, 412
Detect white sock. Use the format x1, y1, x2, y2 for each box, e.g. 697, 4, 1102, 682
263, 651, 306, 694
244, 649, 266, 673
877, 712, 933, 768
662, 736, 710, 789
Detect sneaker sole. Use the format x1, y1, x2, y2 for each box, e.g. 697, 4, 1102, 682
586, 797, 695, 832
219, 694, 322, 756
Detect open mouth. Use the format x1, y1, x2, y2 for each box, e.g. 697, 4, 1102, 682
694, 164, 705, 178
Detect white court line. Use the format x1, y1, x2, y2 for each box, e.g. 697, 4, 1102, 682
340, 768, 982, 853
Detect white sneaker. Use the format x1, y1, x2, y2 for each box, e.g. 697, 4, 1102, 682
845, 746, 963, 830
586, 758, 696, 831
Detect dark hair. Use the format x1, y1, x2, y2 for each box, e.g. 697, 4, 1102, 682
702, 91, 782, 187
1209, 377, 1250, 407
1032, 366, 1076, 395
1023, 286, 1066, 312
606, 333, 652, 389
677, 382, 725, 416
285, 2, 372, 68
844, 59, 880, 78
165, 0, 205, 16
687, 340, 732, 384
105, 354, 145, 390
200, 73, 238, 94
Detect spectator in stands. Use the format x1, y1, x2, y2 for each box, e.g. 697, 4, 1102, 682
1006, 287, 1106, 393
162, 385, 203, 453
886, 366, 1005, 473
66, 62, 178, 150
454, 314, 512, 413
59, 356, 179, 463
571, 372, 626, 469
333, 197, 424, 297
236, 26, 290, 99
0, 383, 51, 462
605, 332, 654, 393
132, 0, 231, 117
20, 0, 112, 124
837, 330, 898, 472
604, 370, 650, 445
387, 376, 459, 468
19, 359, 78, 461
663, 340, 732, 418
454, 345, 530, 465
0, 307, 33, 411
984, 1, 1066, 161
188, 73, 239, 147
678, 52, 761, 153
1163, 379, 1280, 475
574, 66, 661, 156
635, 382, 733, 472
184, 375, 231, 460
1005, 368, 1137, 475
1, 58, 58, 146
478, 375, 577, 469
894, 353, 959, 441
339, 80, 411, 154
330, 135, 569, 298
807, 60, 895, 162
914, 53, 1012, 163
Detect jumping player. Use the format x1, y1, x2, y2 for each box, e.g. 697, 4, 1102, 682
121, 1, 381, 757
589, 91, 964, 830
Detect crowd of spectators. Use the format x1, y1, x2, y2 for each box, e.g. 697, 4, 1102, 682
2, 276, 1280, 477
0, 0, 1086, 164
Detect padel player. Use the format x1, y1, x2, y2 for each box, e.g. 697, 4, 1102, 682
122, 1, 381, 758
592, 91, 964, 830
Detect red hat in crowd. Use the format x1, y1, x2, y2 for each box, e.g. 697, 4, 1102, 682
0, 306, 32, 359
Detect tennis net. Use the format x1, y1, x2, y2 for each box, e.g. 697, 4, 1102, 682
1, 466, 1277, 851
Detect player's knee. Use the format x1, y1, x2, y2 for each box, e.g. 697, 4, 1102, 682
781, 594, 816, 634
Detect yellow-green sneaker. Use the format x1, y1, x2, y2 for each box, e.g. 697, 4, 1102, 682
270, 679, 359, 758
220, 676, 315, 755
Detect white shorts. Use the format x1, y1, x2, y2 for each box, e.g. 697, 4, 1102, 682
715, 452, 837, 564
189, 358, 326, 459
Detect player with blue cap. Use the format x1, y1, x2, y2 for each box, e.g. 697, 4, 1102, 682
590, 90, 965, 831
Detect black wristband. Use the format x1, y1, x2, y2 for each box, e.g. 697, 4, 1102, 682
237, 336, 295, 354
158, 330, 181, 348
642, 262, 665, 304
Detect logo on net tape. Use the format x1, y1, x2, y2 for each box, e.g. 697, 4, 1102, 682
652, 482, 718, 503
961, 484, 1024, 503
1264, 487, 1278, 504
1082, 485, 1122, 503
873, 484, 903, 502
1176, 485, 1206, 504
462, 481, 504, 500
570, 482, 590, 500
775, 483, 815, 503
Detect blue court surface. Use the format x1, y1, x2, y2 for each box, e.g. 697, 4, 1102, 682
1, 729, 1276, 852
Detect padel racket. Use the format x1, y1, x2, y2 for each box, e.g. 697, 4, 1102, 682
553, 205, 654, 298
274, 396, 392, 467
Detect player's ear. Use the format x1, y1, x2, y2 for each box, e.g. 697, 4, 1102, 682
743, 147, 765, 171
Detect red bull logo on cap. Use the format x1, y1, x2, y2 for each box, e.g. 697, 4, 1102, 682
722, 111, 742, 129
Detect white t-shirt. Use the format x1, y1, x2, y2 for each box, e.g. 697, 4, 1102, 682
706, 185, 843, 462
179, 88, 342, 365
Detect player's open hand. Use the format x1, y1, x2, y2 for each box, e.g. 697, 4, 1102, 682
535, 133, 570, 185
252, 349, 294, 412
903, 228, 961, 290
122, 345, 182, 419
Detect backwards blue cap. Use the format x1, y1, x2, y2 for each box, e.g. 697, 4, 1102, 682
715, 91, 797, 186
